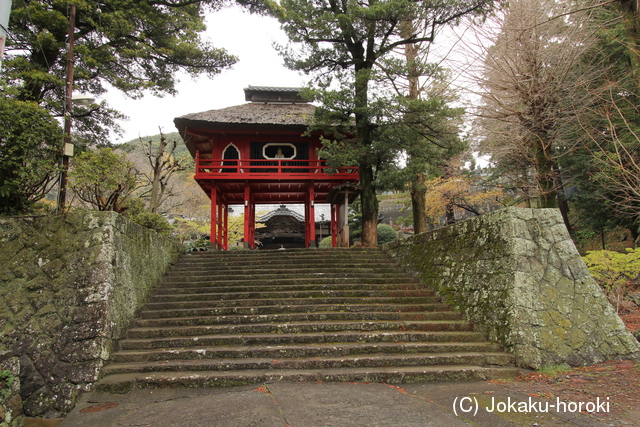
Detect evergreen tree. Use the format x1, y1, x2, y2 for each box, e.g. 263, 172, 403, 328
2, 0, 237, 144
272, 0, 497, 246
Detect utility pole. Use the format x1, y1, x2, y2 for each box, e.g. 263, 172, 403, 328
0, 0, 12, 70
58, 3, 76, 211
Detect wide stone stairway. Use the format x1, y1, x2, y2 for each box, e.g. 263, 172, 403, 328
96, 248, 518, 393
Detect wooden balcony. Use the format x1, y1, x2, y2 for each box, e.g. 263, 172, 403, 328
195, 155, 359, 181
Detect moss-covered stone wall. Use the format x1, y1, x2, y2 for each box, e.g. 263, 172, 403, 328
0, 352, 23, 427
0, 212, 184, 417
384, 207, 640, 369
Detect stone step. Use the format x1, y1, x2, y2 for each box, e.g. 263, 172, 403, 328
169, 265, 405, 274
133, 311, 464, 328
176, 257, 396, 268
142, 296, 440, 310
149, 289, 435, 303
103, 352, 514, 375
97, 248, 517, 392
118, 331, 488, 351
126, 320, 473, 339
95, 365, 521, 394
162, 272, 415, 283
153, 283, 427, 295
110, 341, 505, 363
178, 252, 393, 262
183, 248, 386, 259
137, 303, 451, 319
157, 277, 420, 287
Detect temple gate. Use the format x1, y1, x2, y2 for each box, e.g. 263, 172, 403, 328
174, 86, 360, 249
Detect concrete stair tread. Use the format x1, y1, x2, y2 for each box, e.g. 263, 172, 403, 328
125, 321, 473, 339
109, 342, 506, 363
169, 266, 404, 273
110, 342, 504, 359
154, 283, 425, 293
157, 278, 420, 286
103, 352, 514, 374
133, 311, 463, 327
164, 272, 408, 280
140, 303, 447, 318
127, 319, 472, 335
142, 297, 441, 309
117, 331, 488, 351
151, 290, 434, 298
95, 365, 521, 393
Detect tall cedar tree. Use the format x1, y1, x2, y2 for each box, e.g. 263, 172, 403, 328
272, 0, 497, 246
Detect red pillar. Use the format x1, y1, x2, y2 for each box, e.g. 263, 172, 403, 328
244, 181, 251, 249
307, 183, 316, 248
223, 203, 229, 250
210, 184, 217, 250
331, 203, 338, 248
217, 199, 224, 249
249, 201, 256, 249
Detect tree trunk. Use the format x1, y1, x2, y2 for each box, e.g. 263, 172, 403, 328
410, 174, 428, 234
445, 201, 455, 225
535, 143, 558, 209
354, 66, 378, 247
552, 164, 571, 232
359, 163, 379, 246
401, 22, 427, 233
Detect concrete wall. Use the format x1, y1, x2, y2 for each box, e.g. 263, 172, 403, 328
0, 212, 184, 417
383, 207, 640, 369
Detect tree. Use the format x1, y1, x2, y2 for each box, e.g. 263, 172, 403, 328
561, 4, 640, 237
378, 19, 468, 234
377, 77, 467, 233
0, 97, 63, 214
423, 172, 504, 225
273, 0, 498, 246
3, 0, 237, 143
136, 131, 187, 213
68, 148, 137, 212
473, 0, 599, 229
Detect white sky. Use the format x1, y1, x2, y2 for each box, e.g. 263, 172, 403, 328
105, 6, 306, 144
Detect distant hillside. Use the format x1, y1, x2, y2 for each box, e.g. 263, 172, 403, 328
116, 132, 189, 157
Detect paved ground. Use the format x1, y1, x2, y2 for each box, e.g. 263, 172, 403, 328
59, 381, 610, 427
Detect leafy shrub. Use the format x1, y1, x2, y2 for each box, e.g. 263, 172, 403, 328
319, 236, 333, 248
131, 212, 173, 236
583, 248, 640, 313
0, 99, 63, 214
377, 224, 397, 245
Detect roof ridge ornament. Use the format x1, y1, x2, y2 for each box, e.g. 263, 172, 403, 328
244, 86, 308, 104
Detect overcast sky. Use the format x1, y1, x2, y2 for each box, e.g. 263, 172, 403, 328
105, 6, 305, 144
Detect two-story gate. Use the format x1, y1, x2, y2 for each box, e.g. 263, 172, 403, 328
174, 86, 360, 249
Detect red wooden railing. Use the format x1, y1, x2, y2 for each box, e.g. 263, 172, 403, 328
195, 152, 359, 180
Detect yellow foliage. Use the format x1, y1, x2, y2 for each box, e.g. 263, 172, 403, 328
424, 175, 504, 220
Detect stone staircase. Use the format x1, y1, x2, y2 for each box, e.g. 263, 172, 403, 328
96, 248, 517, 393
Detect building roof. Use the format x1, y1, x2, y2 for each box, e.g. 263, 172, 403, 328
259, 205, 305, 223
175, 102, 315, 129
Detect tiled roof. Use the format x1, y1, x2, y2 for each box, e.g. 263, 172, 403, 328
259, 205, 305, 223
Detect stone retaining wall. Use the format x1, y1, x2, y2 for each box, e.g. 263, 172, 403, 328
0, 212, 184, 416
0, 352, 23, 427
383, 207, 640, 369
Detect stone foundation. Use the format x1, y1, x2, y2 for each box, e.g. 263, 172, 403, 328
0, 352, 23, 427
0, 212, 184, 416
383, 207, 640, 369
